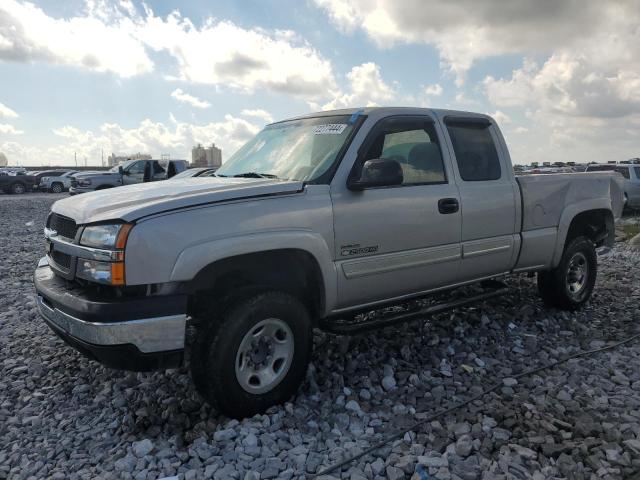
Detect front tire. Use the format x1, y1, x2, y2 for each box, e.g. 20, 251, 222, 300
10, 182, 25, 194
50, 183, 63, 193
191, 291, 312, 418
537, 236, 597, 310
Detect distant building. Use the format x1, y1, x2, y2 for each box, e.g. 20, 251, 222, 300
0, 152, 7, 167
192, 143, 222, 168
107, 152, 152, 167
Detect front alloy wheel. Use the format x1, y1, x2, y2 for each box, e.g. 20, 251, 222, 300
235, 318, 294, 394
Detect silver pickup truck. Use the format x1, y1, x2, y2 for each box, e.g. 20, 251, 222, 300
69, 159, 187, 194
34, 107, 624, 418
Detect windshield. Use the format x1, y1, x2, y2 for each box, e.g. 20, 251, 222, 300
215, 115, 357, 182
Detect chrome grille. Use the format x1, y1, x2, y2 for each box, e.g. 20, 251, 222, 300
48, 213, 78, 240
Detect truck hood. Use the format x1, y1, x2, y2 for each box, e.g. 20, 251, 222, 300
52, 177, 304, 224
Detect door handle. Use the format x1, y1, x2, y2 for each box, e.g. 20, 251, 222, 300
438, 198, 459, 214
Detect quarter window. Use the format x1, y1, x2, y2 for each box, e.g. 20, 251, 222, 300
447, 123, 501, 181
361, 118, 446, 185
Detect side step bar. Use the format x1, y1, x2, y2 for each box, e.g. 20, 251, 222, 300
321, 280, 510, 335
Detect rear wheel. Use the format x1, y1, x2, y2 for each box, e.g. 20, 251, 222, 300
10, 182, 25, 194
50, 182, 63, 193
537, 236, 597, 310
191, 291, 312, 418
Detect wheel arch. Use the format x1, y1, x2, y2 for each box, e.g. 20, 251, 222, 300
187, 248, 328, 323
552, 203, 614, 267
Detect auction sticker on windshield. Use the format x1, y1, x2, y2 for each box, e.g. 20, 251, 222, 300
313, 124, 347, 135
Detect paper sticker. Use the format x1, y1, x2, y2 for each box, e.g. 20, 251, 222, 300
313, 124, 347, 135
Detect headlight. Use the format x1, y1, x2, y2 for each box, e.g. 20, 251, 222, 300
77, 223, 133, 286
76, 259, 125, 285
78, 179, 92, 186
80, 224, 132, 249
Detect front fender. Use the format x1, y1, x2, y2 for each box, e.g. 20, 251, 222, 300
170, 230, 338, 316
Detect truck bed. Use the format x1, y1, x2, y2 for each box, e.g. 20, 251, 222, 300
517, 172, 625, 232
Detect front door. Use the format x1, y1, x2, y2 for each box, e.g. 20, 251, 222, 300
122, 161, 145, 185
331, 116, 462, 310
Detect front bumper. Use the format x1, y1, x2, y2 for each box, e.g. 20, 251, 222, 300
69, 186, 93, 195
34, 258, 188, 371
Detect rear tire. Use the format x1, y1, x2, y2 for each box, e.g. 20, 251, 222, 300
537, 236, 597, 310
191, 291, 312, 418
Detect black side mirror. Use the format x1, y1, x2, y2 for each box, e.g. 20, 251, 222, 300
348, 158, 403, 191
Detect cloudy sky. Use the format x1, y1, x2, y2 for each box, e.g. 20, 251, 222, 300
1, 0, 639, 166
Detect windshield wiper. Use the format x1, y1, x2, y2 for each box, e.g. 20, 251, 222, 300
232, 172, 278, 179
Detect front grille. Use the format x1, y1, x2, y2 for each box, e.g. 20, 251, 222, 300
51, 250, 71, 269
70, 179, 78, 188
48, 213, 78, 240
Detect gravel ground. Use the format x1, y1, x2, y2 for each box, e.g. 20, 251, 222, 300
1, 194, 640, 480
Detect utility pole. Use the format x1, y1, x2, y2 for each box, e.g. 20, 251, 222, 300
74, 152, 77, 167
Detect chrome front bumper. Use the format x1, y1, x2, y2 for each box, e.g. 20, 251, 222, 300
36, 295, 187, 354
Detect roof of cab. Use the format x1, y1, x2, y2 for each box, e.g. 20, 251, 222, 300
272, 106, 493, 125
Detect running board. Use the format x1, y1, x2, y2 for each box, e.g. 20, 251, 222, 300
321, 281, 510, 335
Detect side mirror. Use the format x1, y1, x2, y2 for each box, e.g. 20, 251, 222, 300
118, 166, 124, 175
347, 158, 403, 191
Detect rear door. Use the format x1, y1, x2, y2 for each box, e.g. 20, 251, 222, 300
443, 117, 519, 280
331, 115, 462, 310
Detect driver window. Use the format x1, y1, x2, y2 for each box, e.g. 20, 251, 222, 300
126, 161, 145, 175
361, 119, 446, 185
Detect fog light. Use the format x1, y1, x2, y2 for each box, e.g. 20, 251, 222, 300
76, 259, 125, 286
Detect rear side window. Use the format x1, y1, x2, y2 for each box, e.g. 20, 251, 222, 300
587, 165, 631, 179
447, 123, 501, 181
634, 167, 640, 179
615, 166, 630, 179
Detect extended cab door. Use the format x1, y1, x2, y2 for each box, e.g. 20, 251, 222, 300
331, 115, 462, 310
442, 116, 520, 280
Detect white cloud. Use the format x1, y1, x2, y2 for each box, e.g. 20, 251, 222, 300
241, 109, 274, 123
0, 102, 18, 118
314, 0, 640, 85
170, 88, 211, 108
424, 84, 443, 96
0, 123, 23, 135
139, 16, 336, 96
0, 1, 336, 96
321, 62, 394, 110
4, 116, 260, 166
0, 0, 153, 77
490, 110, 511, 125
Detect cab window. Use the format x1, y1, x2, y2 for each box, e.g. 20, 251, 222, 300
446, 122, 501, 181
360, 117, 446, 185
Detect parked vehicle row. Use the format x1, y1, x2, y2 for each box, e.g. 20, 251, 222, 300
69, 159, 188, 194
